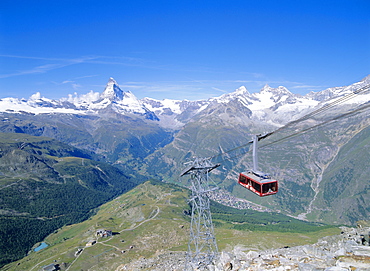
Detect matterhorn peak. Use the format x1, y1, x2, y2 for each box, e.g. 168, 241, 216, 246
100, 77, 124, 100
108, 77, 117, 84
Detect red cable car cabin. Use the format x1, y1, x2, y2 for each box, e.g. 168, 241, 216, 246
238, 171, 278, 197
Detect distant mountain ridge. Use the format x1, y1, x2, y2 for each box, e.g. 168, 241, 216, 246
1, 75, 369, 129
0, 77, 158, 120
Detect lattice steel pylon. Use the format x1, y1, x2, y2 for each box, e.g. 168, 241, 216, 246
180, 157, 220, 271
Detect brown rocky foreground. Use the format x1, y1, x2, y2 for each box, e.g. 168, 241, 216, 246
118, 226, 370, 271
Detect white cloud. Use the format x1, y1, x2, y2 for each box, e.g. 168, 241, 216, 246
211, 87, 228, 93
62, 80, 74, 84
64, 90, 100, 104
291, 85, 326, 90
29, 92, 42, 100
71, 83, 82, 90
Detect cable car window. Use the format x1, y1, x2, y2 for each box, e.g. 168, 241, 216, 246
262, 182, 276, 194
239, 175, 247, 184
251, 180, 261, 192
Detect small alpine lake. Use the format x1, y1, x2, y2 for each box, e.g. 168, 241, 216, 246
34, 242, 48, 252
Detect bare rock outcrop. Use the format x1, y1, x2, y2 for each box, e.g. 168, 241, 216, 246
215, 226, 370, 271
118, 226, 370, 270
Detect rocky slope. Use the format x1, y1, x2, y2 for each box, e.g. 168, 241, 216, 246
116, 225, 370, 271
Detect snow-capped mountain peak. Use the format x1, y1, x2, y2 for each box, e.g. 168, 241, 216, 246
210, 86, 251, 104
100, 77, 125, 100
261, 84, 271, 92
261, 84, 293, 97
234, 86, 250, 96
86, 78, 158, 120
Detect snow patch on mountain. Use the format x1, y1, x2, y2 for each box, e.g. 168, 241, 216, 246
0, 96, 80, 115
143, 98, 183, 115
142, 97, 209, 128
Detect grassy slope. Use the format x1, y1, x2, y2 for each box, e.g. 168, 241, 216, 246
2, 181, 340, 271
0, 133, 138, 267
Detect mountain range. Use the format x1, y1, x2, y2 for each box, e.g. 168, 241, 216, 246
1, 75, 369, 227
2, 76, 369, 129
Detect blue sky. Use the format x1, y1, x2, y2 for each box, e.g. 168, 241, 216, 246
0, 0, 369, 100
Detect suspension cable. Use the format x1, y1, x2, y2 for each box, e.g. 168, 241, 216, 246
217, 102, 370, 164
270, 83, 370, 136
210, 83, 370, 162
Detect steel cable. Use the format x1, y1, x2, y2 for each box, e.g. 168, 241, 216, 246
210, 83, 370, 162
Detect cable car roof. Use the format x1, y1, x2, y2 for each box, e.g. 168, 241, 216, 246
240, 171, 277, 183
